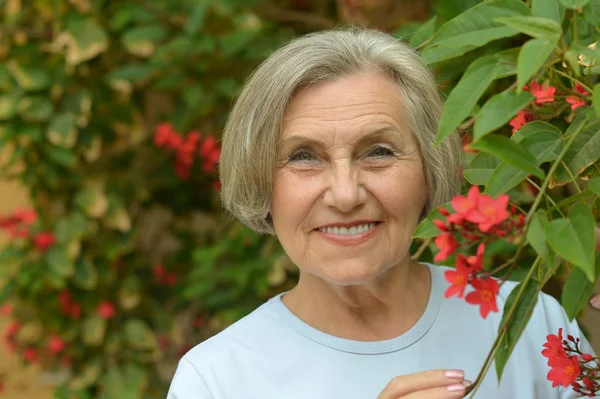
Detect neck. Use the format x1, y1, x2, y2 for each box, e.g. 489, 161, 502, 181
281, 259, 431, 341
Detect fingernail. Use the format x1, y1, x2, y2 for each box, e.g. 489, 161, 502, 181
463, 380, 473, 387
590, 295, 600, 307
445, 369, 465, 379
447, 383, 466, 392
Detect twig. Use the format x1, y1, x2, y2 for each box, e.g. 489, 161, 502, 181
411, 238, 431, 260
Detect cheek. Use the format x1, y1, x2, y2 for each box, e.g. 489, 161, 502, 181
271, 172, 321, 232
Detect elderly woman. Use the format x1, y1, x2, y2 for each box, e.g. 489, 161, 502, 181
167, 28, 595, 398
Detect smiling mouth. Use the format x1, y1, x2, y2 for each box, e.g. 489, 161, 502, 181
316, 222, 380, 236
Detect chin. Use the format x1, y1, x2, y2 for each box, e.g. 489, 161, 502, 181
315, 260, 386, 286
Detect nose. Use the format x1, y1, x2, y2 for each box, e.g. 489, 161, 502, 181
322, 161, 366, 213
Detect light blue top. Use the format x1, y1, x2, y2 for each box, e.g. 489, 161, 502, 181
167, 263, 596, 398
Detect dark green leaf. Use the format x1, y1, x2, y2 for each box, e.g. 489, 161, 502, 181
47, 113, 78, 148
65, 17, 109, 66
123, 318, 156, 350
517, 39, 557, 90
437, 55, 499, 144
413, 204, 452, 239
545, 203, 596, 281
469, 135, 545, 178
495, 16, 562, 39
561, 258, 600, 321
558, 0, 590, 9
45, 246, 74, 279
527, 211, 555, 274
408, 16, 437, 48
73, 258, 98, 290
473, 91, 534, 139
532, 0, 563, 23
512, 121, 563, 163
553, 117, 600, 185
495, 277, 541, 382
5, 60, 51, 91
185, 2, 209, 35
485, 164, 528, 196
464, 152, 501, 185
593, 83, 600, 116
589, 177, 600, 195
17, 96, 54, 122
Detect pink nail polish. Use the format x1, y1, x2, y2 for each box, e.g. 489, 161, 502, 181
445, 369, 464, 379
447, 383, 467, 392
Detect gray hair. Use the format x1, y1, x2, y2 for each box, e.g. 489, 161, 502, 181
220, 27, 463, 234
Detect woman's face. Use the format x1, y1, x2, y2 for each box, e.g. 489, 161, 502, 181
271, 71, 427, 286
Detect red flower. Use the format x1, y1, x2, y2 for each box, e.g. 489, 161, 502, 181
33, 232, 56, 252
528, 82, 556, 104
575, 83, 590, 95
542, 328, 567, 361
22, 347, 39, 363
509, 110, 533, 133
465, 277, 499, 318
581, 353, 595, 362
465, 193, 510, 233
154, 123, 177, 148
547, 355, 581, 388
165, 273, 177, 287
466, 243, 485, 272
213, 179, 222, 192
199, 136, 220, 173
444, 256, 472, 298
47, 336, 66, 354
451, 185, 480, 215
153, 265, 166, 281
433, 219, 448, 232
68, 303, 82, 319
97, 301, 116, 319
566, 96, 585, 110
193, 317, 205, 328
0, 304, 13, 317
13, 208, 37, 224
434, 232, 458, 262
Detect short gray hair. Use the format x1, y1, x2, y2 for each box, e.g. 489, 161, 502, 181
220, 27, 463, 234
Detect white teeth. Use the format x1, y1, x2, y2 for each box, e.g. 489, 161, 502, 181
318, 223, 376, 235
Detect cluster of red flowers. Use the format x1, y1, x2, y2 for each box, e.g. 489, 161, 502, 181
59, 290, 82, 319
542, 328, 599, 396
509, 82, 590, 133
153, 265, 178, 287
153, 122, 221, 180
0, 208, 56, 252
434, 186, 525, 318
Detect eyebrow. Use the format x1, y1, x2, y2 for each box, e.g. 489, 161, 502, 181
279, 125, 402, 149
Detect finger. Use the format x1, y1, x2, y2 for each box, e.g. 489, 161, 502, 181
378, 369, 466, 399
403, 380, 472, 399
591, 294, 600, 309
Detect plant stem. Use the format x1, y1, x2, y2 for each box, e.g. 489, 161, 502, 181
465, 119, 589, 398
551, 68, 593, 93
466, 257, 541, 398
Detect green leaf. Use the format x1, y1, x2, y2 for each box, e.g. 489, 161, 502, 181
561, 258, 600, 321
469, 135, 545, 178
553, 117, 600, 185
5, 60, 51, 91
464, 152, 500, 185
65, 17, 110, 66
532, 0, 562, 23
512, 121, 563, 163
485, 164, 528, 196
409, 16, 437, 47
0, 280, 16, 304
516, 39, 557, 90
413, 204, 452, 239
185, 2, 209, 35
495, 16, 562, 39
82, 315, 106, 346
583, 0, 600, 26
421, 0, 529, 64
119, 277, 142, 310
593, 83, 600, 116
123, 318, 156, 350
437, 55, 499, 144
589, 177, 600, 195
545, 203, 596, 281
527, 211, 555, 273
17, 96, 54, 122
558, 0, 590, 9
495, 277, 541, 382
473, 91, 534, 139
0, 93, 20, 120
72, 257, 98, 290
47, 113, 78, 149
45, 246, 75, 279
122, 25, 167, 57
41, 145, 77, 168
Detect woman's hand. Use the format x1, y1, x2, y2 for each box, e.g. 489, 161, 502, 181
377, 369, 471, 399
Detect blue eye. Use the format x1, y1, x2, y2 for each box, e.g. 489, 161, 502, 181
289, 149, 315, 162
366, 145, 395, 158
